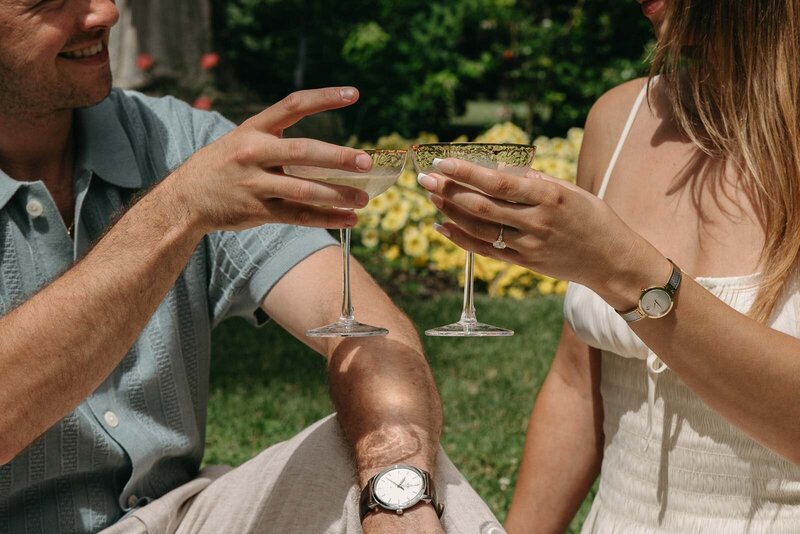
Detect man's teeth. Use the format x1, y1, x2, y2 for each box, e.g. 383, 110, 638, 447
61, 43, 104, 59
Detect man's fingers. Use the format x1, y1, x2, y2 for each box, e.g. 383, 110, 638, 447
256, 172, 369, 209
268, 138, 372, 173
264, 199, 359, 229
249, 87, 360, 134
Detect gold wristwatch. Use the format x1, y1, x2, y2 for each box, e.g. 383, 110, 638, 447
617, 259, 682, 322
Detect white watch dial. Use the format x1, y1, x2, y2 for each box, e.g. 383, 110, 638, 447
640, 288, 673, 318
373, 467, 425, 509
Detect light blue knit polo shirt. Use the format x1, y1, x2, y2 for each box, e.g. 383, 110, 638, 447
0, 89, 336, 533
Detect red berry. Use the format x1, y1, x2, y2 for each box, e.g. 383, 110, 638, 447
136, 53, 154, 71
193, 96, 213, 110
200, 53, 220, 70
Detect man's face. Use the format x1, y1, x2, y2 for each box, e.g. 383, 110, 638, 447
0, 0, 119, 119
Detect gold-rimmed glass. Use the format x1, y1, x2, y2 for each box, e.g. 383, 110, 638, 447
285, 149, 408, 337
411, 143, 536, 337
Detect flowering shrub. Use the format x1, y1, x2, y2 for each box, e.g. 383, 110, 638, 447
352, 123, 583, 299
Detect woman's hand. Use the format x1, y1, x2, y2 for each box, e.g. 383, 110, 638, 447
417, 157, 668, 308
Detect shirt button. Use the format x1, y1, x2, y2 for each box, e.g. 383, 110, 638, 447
26, 200, 44, 218
104, 411, 119, 428
127, 494, 139, 508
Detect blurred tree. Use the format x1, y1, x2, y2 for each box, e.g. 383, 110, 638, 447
209, 0, 653, 139
110, 0, 213, 93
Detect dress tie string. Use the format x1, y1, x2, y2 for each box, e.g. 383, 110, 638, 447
645, 352, 669, 450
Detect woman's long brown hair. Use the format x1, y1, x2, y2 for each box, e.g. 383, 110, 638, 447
651, 0, 800, 322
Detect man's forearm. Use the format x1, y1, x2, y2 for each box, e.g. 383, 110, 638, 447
0, 174, 203, 463
327, 317, 442, 484
327, 317, 444, 533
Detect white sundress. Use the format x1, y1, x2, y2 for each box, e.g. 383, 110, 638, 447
564, 81, 800, 533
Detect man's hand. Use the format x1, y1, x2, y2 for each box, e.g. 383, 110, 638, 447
169, 87, 373, 235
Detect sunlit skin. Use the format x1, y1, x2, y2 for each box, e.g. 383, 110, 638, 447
0, 0, 118, 120
413, 0, 800, 532
0, 0, 119, 222
0, 3, 450, 533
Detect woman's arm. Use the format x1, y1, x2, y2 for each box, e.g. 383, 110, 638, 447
416, 79, 800, 465
505, 322, 603, 534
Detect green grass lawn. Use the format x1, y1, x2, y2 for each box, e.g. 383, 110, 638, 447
205, 292, 594, 531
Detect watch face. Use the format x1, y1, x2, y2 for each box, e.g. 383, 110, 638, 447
373, 466, 425, 510
640, 288, 673, 318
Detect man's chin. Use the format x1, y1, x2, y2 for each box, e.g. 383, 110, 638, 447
77, 84, 113, 109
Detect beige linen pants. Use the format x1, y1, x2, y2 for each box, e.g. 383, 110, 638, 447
102, 414, 505, 533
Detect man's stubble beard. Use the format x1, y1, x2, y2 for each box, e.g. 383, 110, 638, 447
0, 62, 114, 120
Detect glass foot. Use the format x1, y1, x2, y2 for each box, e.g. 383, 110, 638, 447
306, 319, 389, 338
425, 321, 514, 337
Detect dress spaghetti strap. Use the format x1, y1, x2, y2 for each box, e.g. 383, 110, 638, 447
597, 82, 648, 200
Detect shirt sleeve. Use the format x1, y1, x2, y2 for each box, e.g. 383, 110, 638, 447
205, 226, 337, 327
179, 101, 339, 326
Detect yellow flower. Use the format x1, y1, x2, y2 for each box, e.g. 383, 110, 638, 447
381, 200, 411, 232
383, 187, 401, 206
357, 211, 381, 229
375, 132, 413, 150
366, 195, 390, 214
533, 136, 552, 157
567, 127, 584, 147
475, 122, 530, 145
416, 132, 440, 144
452, 135, 469, 143
537, 157, 561, 177
538, 279, 555, 295
361, 228, 379, 248
383, 245, 400, 261
507, 287, 526, 300
397, 168, 418, 189
555, 280, 569, 295
403, 227, 430, 258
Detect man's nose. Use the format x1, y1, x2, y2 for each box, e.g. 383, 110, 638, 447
76, 0, 120, 33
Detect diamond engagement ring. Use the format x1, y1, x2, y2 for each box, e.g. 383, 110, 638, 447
492, 224, 507, 249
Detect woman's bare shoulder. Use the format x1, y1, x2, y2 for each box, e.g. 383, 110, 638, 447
577, 77, 650, 193
587, 77, 649, 140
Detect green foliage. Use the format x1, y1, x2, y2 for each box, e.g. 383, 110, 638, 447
210, 0, 654, 140
498, 1, 655, 134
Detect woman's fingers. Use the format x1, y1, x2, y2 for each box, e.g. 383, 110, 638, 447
429, 158, 554, 205
419, 172, 530, 225
429, 193, 520, 246
434, 221, 523, 264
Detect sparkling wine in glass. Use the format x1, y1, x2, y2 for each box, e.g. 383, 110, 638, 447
410, 143, 536, 337
285, 149, 408, 337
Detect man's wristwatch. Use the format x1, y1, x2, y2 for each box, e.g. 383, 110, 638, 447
617, 259, 682, 322
359, 464, 444, 522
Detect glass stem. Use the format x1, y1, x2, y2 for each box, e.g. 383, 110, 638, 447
459, 251, 477, 324
339, 228, 354, 322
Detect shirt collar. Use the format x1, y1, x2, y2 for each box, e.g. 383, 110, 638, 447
0, 170, 21, 212
0, 92, 142, 212
74, 93, 142, 189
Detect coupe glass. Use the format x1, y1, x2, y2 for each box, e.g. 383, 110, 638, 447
285, 149, 408, 337
410, 143, 536, 337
